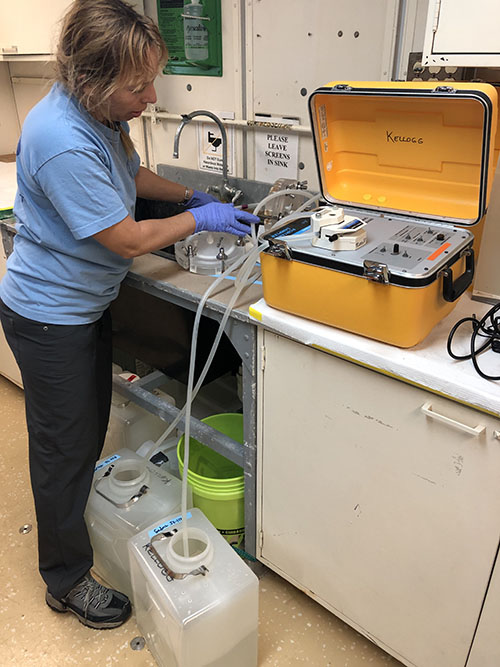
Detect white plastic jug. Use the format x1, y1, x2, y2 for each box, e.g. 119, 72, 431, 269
104, 389, 175, 454
85, 448, 190, 598
128, 507, 259, 667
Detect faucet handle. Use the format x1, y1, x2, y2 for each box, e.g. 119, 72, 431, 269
205, 184, 221, 197
205, 183, 242, 205
230, 189, 243, 205
222, 183, 242, 204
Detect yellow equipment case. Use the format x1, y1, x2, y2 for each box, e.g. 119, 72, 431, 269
260, 81, 499, 348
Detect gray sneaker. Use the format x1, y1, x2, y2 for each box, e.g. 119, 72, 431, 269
45, 572, 132, 629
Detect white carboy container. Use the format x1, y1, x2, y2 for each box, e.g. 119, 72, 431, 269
85, 448, 189, 599
128, 507, 259, 667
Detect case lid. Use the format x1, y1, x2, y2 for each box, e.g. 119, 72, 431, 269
308, 81, 499, 226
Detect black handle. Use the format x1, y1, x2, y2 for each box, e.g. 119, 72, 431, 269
442, 249, 474, 302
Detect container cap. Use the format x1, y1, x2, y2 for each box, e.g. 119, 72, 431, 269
168, 527, 212, 571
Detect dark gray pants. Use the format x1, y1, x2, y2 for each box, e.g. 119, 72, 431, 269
0, 299, 112, 599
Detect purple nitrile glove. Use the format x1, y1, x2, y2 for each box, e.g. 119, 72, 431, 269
185, 189, 220, 207
189, 202, 260, 237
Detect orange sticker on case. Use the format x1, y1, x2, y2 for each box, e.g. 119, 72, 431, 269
427, 243, 451, 261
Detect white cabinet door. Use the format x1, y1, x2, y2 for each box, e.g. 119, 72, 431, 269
0, 1, 69, 55
0, 0, 146, 56
423, 0, 500, 66
258, 332, 500, 667
467, 551, 500, 667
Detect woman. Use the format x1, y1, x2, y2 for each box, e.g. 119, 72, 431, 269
0, 0, 258, 630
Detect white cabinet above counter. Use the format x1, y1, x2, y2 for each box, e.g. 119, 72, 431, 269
0, 1, 145, 58
0, 1, 69, 57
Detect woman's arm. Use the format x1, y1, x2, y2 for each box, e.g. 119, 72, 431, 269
93, 211, 196, 258
135, 165, 192, 203
93, 203, 259, 259
95, 167, 259, 258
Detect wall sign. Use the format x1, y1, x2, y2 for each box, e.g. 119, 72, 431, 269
254, 115, 299, 182
156, 0, 222, 77
197, 112, 234, 175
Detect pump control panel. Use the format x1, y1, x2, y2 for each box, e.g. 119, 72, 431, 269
263, 209, 472, 281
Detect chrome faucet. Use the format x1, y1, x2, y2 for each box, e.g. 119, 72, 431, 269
172, 110, 242, 203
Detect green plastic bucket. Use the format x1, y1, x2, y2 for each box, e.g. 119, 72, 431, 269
177, 413, 245, 548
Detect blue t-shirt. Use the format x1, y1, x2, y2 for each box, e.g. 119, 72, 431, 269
0, 82, 140, 324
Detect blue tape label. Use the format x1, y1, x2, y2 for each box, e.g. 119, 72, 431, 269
95, 454, 120, 472
148, 512, 192, 538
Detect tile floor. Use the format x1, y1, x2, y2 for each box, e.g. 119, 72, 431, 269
0, 374, 403, 666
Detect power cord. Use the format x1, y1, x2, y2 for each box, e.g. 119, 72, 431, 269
447, 302, 500, 380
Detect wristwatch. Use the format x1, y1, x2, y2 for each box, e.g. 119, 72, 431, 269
181, 187, 192, 205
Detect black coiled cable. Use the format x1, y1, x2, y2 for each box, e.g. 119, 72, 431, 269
447, 302, 500, 381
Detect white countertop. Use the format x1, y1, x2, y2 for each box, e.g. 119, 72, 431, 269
249, 293, 500, 417
129, 253, 263, 322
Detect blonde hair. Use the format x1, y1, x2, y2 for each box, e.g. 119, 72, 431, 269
56, 0, 167, 156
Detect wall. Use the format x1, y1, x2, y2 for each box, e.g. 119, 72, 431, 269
9, 61, 55, 127
395, 0, 430, 80
0, 0, 433, 188
139, 0, 406, 190
0, 62, 20, 155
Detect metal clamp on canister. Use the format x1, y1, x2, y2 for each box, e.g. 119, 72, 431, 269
148, 527, 212, 580
148, 533, 209, 580
94, 476, 149, 509
440, 248, 474, 302
266, 237, 292, 260
363, 260, 389, 283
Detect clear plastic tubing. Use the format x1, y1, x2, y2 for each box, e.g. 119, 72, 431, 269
144, 209, 317, 532
145, 250, 252, 454
179, 242, 265, 554
138, 245, 264, 554
252, 189, 317, 217
150, 205, 317, 457
250, 189, 318, 244
140, 198, 322, 554
295, 191, 322, 213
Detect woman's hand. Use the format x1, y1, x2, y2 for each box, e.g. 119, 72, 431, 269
185, 189, 221, 207
189, 203, 260, 236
